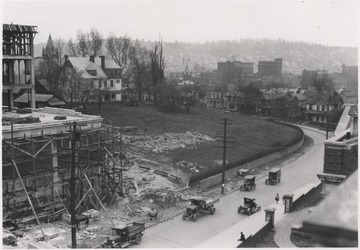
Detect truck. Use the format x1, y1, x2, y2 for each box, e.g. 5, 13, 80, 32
101, 222, 145, 248
182, 196, 219, 222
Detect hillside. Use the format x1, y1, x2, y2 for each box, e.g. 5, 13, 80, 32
35, 38, 358, 74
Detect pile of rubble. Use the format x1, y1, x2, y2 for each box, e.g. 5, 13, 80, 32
123, 131, 214, 153
175, 160, 203, 173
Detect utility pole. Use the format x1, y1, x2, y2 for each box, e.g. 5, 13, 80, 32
66, 121, 86, 249
70, 122, 77, 249
215, 118, 234, 195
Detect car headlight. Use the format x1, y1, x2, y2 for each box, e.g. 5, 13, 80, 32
112, 241, 115, 245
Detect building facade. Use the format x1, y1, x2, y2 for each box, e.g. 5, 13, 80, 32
257, 58, 282, 77
61, 55, 122, 102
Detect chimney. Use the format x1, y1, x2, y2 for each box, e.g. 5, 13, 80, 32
100, 55, 105, 69
89, 55, 95, 63
65, 55, 69, 61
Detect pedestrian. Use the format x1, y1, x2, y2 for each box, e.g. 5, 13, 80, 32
275, 193, 279, 204
238, 232, 246, 242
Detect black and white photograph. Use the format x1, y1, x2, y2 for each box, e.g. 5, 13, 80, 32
1, 0, 358, 248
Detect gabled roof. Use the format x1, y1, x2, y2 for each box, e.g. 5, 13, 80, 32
67, 57, 107, 79
94, 58, 121, 69
14, 93, 66, 106
294, 94, 307, 101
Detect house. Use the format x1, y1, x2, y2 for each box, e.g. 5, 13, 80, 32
304, 94, 344, 124
61, 55, 122, 102
257, 94, 291, 117
205, 85, 226, 109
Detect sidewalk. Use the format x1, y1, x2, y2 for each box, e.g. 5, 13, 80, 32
196, 181, 320, 248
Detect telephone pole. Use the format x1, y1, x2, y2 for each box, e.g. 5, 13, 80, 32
215, 117, 234, 195
66, 121, 86, 249
70, 122, 78, 249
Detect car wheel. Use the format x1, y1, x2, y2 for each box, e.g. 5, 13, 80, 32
238, 207, 241, 214
265, 180, 269, 185
113, 243, 120, 248
192, 214, 197, 222
135, 234, 142, 244
210, 207, 215, 215
182, 214, 187, 220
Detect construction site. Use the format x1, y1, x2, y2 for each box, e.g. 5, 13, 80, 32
1, 23, 219, 248
2, 105, 220, 248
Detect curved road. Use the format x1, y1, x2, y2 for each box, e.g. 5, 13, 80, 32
135, 127, 326, 248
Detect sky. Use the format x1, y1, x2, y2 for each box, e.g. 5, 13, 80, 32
2, 0, 359, 47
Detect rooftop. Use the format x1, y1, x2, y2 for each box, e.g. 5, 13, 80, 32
2, 107, 103, 139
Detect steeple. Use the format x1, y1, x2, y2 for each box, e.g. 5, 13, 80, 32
42, 34, 57, 59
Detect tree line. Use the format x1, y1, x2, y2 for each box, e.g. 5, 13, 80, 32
36, 28, 205, 114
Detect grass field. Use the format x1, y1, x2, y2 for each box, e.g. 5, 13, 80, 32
88, 103, 299, 168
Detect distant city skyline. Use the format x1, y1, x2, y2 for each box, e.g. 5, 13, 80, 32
3, 0, 359, 47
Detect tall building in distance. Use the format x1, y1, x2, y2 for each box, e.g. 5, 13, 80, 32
217, 60, 254, 78
258, 58, 282, 77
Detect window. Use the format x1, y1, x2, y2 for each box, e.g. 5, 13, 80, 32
66, 68, 72, 76
116, 79, 120, 83
87, 70, 97, 76
110, 80, 114, 87
104, 81, 107, 88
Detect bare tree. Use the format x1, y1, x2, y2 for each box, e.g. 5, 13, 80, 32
105, 34, 135, 79
54, 38, 66, 66
67, 38, 78, 56
35, 58, 61, 91
87, 28, 103, 56
76, 30, 89, 57
149, 37, 165, 105
57, 68, 84, 108
132, 41, 150, 101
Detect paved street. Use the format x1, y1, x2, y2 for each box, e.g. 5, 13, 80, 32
135, 127, 326, 248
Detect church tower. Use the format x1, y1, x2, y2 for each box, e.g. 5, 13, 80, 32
42, 34, 57, 59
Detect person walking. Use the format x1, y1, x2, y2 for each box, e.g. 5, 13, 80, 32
238, 232, 246, 242
275, 193, 279, 204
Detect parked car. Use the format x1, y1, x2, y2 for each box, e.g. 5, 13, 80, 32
238, 197, 261, 215
182, 196, 219, 222
265, 168, 281, 185
238, 169, 249, 177
239, 175, 256, 191
101, 222, 145, 248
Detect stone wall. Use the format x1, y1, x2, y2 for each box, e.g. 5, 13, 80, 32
199, 135, 304, 189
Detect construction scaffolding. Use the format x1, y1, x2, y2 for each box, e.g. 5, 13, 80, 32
2, 123, 129, 229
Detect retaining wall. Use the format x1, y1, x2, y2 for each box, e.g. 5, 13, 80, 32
199, 135, 304, 189
238, 222, 272, 248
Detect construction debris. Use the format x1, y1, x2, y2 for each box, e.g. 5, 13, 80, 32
123, 131, 214, 153
3, 231, 17, 246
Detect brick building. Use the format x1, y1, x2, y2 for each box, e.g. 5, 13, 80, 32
257, 58, 282, 77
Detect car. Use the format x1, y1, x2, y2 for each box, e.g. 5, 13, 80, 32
101, 222, 145, 248
239, 175, 256, 191
238, 197, 261, 215
265, 168, 281, 185
182, 196, 219, 222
